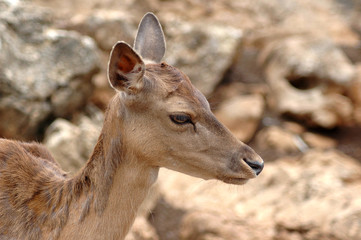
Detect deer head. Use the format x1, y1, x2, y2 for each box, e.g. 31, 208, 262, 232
107, 13, 263, 185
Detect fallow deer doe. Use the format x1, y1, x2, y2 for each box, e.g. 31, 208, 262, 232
0, 13, 263, 240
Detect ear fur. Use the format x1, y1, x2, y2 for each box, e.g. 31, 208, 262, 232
134, 12, 166, 63
107, 41, 145, 93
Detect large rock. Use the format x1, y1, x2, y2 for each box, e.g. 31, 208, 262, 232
349, 64, 361, 125
214, 94, 265, 142
262, 36, 355, 128
65, 10, 137, 51
164, 18, 243, 96
60, 9, 139, 111
125, 216, 159, 240
0, 0, 99, 140
256, 126, 307, 153
44, 106, 103, 173
179, 210, 272, 240
154, 149, 361, 240
255, 125, 338, 161
261, 151, 361, 240
125, 217, 159, 240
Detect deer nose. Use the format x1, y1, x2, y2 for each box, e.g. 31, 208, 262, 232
243, 158, 264, 175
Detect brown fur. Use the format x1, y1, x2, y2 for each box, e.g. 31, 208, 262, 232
0, 60, 263, 239
0, 139, 67, 239
0, 98, 125, 239
0, 13, 263, 240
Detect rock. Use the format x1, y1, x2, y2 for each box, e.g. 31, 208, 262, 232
256, 124, 338, 154
214, 94, 265, 142
31, 0, 149, 21
262, 36, 355, 128
349, 64, 361, 125
301, 132, 337, 149
179, 210, 273, 240
256, 126, 308, 153
65, 10, 137, 51
44, 107, 103, 173
223, 45, 265, 84
265, 151, 361, 240
164, 17, 243, 96
44, 119, 83, 172
154, 149, 361, 240
60, 9, 139, 111
0, 0, 99, 140
354, 107, 361, 126
283, 121, 306, 134
350, 65, 361, 104
126, 217, 159, 240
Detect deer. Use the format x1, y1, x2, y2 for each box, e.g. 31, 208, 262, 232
0, 13, 264, 240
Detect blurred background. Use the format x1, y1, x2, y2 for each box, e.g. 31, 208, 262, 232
0, 0, 361, 239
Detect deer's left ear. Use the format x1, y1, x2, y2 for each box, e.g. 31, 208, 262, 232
107, 41, 145, 94
134, 12, 165, 63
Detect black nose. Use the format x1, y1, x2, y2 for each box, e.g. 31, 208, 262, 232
243, 158, 264, 175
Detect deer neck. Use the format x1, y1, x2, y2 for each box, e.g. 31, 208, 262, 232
62, 97, 159, 239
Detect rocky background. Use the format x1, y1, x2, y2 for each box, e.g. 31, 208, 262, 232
1, 0, 361, 239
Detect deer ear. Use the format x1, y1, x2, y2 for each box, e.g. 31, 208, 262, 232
134, 12, 165, 63
107, 41, 145, 93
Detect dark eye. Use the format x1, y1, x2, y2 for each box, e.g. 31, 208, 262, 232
170, 114, 192, 125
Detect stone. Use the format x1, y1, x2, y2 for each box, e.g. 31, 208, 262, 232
354, 106, 361, 126
126, 217, 159, 240
256, 126, 308, 153
59, 9, 139, 111
214, 94, 265, 142
44, 119, 83, 173
262, 36, 355, 128
179, 210, 273, 240
65, 10, 137, 51
264, 151, 361, 240
164, 17, 243, 96
302, 132, 337, 149
0, 0, 99, 140
350, 65, 361, 104
283, 121, 306, 134
44, 107, 103, 173
349, 64, 361, 125
154, 149, 361, 240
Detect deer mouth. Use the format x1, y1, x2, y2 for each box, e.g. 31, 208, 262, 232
219, 177, 249, 185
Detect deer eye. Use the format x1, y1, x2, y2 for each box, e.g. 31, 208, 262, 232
170, 114, 192, 125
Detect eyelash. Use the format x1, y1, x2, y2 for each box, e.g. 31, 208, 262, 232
169, 114, 192, 125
